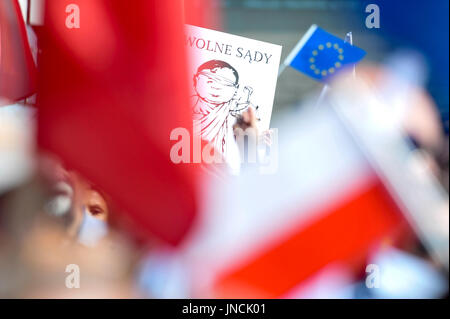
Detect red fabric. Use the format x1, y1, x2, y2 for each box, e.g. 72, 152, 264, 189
37, 0, 210, 245
0, 0, 36, 102
215, 176, 408, 297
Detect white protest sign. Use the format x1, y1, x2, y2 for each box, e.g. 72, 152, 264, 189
185, 25, 282, 164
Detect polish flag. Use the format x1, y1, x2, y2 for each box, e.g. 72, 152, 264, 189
181, 102, 413, 298
0, 0, 36, 103
37, 0, 215, 245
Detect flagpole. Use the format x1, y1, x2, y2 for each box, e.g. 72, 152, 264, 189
316, 84, 329, 106
27, 0, 31, 25
345, 32, 356, 78
278, 25, 317, 79
277, 63, 287, 78
315, 83, 330, 106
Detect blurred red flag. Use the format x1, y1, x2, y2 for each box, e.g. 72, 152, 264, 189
37, 0, 212, 245
181, 106, 413, 298
214, 176, 409, 297
0, 0, 36, 102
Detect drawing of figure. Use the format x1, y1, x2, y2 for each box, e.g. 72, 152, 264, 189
191, 60, 256, 157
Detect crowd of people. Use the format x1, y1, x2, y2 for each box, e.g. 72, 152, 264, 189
0, 0, 448, 299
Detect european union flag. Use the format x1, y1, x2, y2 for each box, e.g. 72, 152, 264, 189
283, 25, 366, 81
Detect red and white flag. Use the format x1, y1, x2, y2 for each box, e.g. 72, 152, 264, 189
181, 103, 411, 298
0, 0, 36, 103
37, 0, 215, 245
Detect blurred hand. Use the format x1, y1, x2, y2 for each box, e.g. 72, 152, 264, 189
233, 106, 258, 133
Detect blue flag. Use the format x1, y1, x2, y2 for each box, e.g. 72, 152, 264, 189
284, 25, 366, 81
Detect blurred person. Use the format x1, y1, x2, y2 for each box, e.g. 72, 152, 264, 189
373, 0, 449, 135
65, 172, 109, 244
38, 156, 110, 244
350, 63, 449, 192
0, 161, 145, 298
330, 64, 449, 270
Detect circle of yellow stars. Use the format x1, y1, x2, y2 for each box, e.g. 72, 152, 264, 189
309, 42, 344, 77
